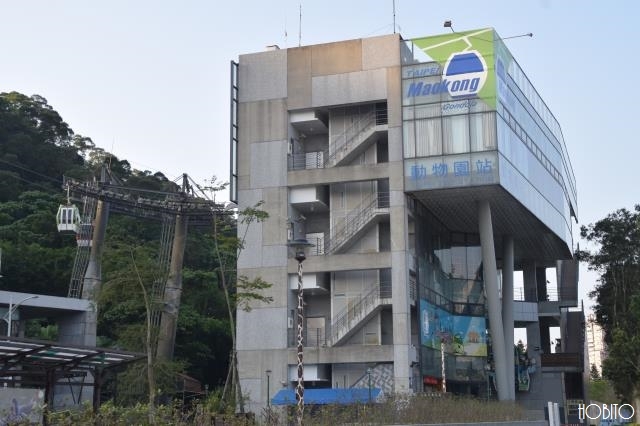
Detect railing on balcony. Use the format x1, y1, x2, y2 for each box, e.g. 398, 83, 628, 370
288, 106, 388, 171
513, 287, 578, 302
289, 150, 328, 170
324, 192, 390, 255
422, 286, 485, 316
540, 352, 582, 369
409, 275, 417, 302
329, 282, 392, 345
304, 233, 325, 256
325, 108, 388, 168
287, 326, 328, 348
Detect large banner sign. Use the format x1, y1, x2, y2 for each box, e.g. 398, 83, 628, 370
409, 28, 496, 109
420, 299, 487, 356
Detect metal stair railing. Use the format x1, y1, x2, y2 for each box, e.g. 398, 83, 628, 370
329, 281, 392, 345
325, 109, 386, 168
67, 195, 97, 298
325, 192, 389, 254
287, 107, 387, 171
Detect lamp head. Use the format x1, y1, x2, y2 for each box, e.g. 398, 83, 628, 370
287, 238, 314, 262
443, 20, 454, 32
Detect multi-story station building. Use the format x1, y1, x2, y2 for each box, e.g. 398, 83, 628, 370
231, 28, 584, 418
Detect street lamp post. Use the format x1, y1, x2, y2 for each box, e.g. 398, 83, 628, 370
288, 238, 313, 426
366, 367, 372, 403
3, 295, 39, 337
485, 362, 492, 400
266, 369, 272, 407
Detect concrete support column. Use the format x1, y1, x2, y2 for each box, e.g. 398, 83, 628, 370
157, 214, 189, 360
523, 261, 542, 392
82, 199, 109, 300
81, 198, 109, 346
390, 189, 411, 393
536, 267, 548, 302
502, 235, 515, 400
522, 261, 537, 302
478, 200, 509, 400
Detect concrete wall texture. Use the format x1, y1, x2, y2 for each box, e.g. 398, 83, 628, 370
235, 31, 582, 419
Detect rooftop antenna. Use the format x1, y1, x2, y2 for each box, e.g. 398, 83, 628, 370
500, 32, 534, 41
298, 2, 302, 47
392, 0, 396, 34
443, 21, 533, 41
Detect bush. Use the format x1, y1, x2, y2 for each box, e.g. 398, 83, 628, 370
44, 393, 529, 425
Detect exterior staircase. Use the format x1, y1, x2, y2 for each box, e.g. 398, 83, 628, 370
325, 109, 388, 168
351, 363, 394, 395
288, 107, 387, 170
329, 282, 392, 346
326, 192, 390, 254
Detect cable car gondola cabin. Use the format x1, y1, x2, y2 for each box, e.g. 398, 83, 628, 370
56, 204, 81, 234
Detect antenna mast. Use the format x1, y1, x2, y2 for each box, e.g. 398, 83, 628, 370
298, 3, 302, 47
393, 0, 396, 34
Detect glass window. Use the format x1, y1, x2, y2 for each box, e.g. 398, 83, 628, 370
403, 121, 416, 158
443, 115, 469, 154
470, 113, 496, 152
416, 118, 442, 156
414, 103, 441, 120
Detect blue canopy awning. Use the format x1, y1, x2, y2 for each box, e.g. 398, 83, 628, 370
271, 388, 382, 406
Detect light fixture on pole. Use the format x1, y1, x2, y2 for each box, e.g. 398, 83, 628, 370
3, 295, 39, 337
443, 20, 454, 32
485, 362, 492, 400
366, 367, 373, 403
266, 369, 272, 407
287, 237, 313, 426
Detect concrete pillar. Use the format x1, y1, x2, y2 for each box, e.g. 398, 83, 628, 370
82, 199, 109, 300
390, 190, 411, 393
502, 235, 515, 400
157, 213, 188, 360
478, 200, 509, 400
81, 198, 108, 346
536, 267, 547, 301
524, 261, 543, 391
522, 261, 537, 302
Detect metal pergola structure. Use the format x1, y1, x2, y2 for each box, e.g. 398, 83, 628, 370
0, 336, 144, 413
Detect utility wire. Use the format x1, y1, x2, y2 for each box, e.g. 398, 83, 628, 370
0, 158, 64, 185
0, 172, 60, 195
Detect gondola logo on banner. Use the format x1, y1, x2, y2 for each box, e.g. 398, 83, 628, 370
406, 50, 488, 99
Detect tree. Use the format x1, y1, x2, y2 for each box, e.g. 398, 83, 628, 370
0, 90, 240, 404
579, 205, 640, 416
205, 180, 271, 413
0, 92, 85, 198
590, 363, 601, 380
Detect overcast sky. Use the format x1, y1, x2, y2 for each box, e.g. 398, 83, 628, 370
2, 1, 639, 315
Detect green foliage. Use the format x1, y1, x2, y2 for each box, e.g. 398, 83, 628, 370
45, 394, 528, 425
25, 319, 59, 341
589, 378, 618, 404
235, 275, 273, 312
590, 363, 601, 380
0, 91, 234, 393
114, 360, 186, 406
580, 205, 640, 403
0, 92, 84, 199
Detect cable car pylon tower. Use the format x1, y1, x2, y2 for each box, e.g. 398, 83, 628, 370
60, 164, 225, 359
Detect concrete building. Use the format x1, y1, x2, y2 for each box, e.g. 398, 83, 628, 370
232, 28, 584, 419
586, 314, 606, 375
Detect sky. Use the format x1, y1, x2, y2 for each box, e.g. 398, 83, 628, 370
2, 1, 639, 316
